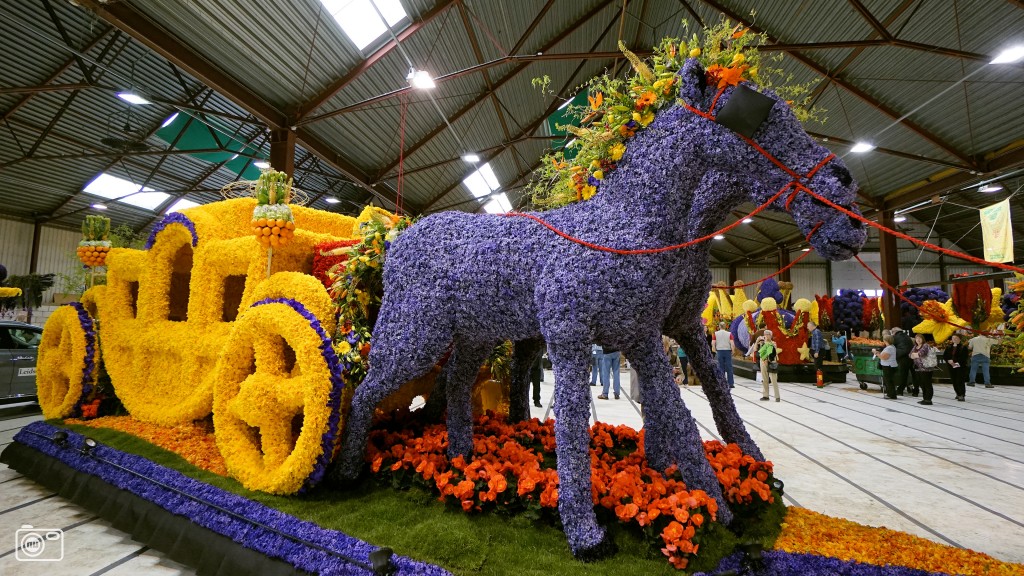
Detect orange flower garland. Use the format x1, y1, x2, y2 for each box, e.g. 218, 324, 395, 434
67, 416, 228, 476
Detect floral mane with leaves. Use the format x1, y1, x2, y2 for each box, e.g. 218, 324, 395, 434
529, 19, 823, 210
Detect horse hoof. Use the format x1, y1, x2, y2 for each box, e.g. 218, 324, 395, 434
573, 531, 618, 562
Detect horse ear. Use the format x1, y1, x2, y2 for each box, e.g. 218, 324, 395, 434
678, 58, 708, 104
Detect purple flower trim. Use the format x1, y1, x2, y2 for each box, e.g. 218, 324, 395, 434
67, 302, 97, 417
694, 549, 952, 576
13, 421, 451, 576
250, 297, 345, 493
145, 212, 198, 249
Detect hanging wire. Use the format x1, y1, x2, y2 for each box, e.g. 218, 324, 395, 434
905, 202, 943, 282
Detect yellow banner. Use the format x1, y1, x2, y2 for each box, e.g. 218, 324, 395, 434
979, 198, 1014, 263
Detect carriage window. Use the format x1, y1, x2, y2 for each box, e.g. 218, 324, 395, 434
222, 275, 246, 322
128, 281, 139, 318
168, 245, 193, 322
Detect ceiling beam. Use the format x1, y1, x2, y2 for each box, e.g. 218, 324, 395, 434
847, 0, 894, 40
697, 0, 976, 168
883, 143, 1024, 209
295, 0, 457, 119
758, 39, 990, 62
508, 0, 556, 55
807, 132, 972, 171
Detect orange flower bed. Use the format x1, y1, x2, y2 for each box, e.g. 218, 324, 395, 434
67, 416, 228, 477
367, 412, 777, 570
775, 507, 1024, 576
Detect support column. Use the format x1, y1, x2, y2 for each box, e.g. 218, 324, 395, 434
29, 220, 42, 273
728, 263, 738, 285
269, 128, 296, 177
877, 210, 901, 329
777, 247, 791, 283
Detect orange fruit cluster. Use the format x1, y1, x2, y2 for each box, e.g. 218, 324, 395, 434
77, 245, 109, 267
252, 217, 295, 248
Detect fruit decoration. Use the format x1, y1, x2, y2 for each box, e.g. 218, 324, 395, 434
832, 289, 865, 334
899, 287, 950, 326
251, 169, 296, 249
77, 215, 112, 268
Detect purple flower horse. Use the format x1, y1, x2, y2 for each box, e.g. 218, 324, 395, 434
333, 58, 866, 559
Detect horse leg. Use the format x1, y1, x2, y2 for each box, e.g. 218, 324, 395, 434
625, 334, 734, 526
673, 322, 764, 460
508, 338, 544, 422
420, 358, 452, 423
444, 340, 494, 460
332, 309, 453, 482
546, 340, 617, 559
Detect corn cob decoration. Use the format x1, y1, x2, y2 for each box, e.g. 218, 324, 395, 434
77, 215, 112, 268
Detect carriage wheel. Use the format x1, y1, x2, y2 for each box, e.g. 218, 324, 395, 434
213, 299, 345, 495
37, 303, 99, 419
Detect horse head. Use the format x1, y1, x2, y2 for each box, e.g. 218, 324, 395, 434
677, 58, 868, 261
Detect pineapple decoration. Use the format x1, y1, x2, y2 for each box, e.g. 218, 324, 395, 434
77, 215, 112, 268
251, 169, 296, 249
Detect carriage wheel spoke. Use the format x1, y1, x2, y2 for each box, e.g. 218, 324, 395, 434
227, 372, 304, 468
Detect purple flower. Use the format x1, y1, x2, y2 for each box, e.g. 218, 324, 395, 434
694, 549, 951, 575
66, 302, 97, 417
335, 57, 866, 559
146, 213, 198, 249
12, 422, 451, 576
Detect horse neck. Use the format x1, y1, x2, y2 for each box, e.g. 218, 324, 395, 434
686, 174, 753, 241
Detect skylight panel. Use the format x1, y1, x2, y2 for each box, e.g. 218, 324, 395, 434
483, 192, 512, 214
463, 162, 500, 198
83, 173, 169, 211
320, 0, 408, 51
167, 198, 200, 213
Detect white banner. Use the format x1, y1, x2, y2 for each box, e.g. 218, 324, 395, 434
980, 198, 1014, 263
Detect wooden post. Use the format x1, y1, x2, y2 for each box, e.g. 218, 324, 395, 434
777, 247, 791, 282
269, 128, 296, 177
878, 210, 901, 329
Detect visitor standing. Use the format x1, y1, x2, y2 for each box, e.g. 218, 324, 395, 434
910, 333, 936, 405
750, 330, 780, 402
808, 321, 825, 373
597, 345, 622, 400
677, 345, 689, 385
892, 327, 916, 396
873, 333, 899, 399
944, 333, 969, 401
530, 354, 544, 408
590, 344, 602, 387
968, 332, 997, 388
713, 322, 735, 389
832, 331, 847, 361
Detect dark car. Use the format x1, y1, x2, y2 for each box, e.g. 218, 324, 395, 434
0, 320, 42, 402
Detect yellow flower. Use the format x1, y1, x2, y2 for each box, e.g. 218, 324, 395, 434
590, 160, 601, 169
582, 185, 597, 200
593, 170, 604, 180
633, 110, 655, 127
689, 48, 701, 57
610, 143, 626, 161
732, 53, 746, 65
336, 340, 352, 355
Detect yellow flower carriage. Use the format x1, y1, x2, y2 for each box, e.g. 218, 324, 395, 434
36, 198, 367, 494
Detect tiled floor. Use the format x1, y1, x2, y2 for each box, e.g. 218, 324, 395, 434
2, 371, 1023, 574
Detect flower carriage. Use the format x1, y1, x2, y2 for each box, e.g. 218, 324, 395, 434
35, 198, 374, 494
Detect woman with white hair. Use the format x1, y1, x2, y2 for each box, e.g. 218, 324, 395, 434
750, 329, 781, 402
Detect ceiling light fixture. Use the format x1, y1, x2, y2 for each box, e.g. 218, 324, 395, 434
116, 91, 151, 105
893, 215, 907, 223
991, 46, 1024, 64
407, 68, 435, 89
850, 142, 876, 153
254, 161, 271, 169
978, 184, 1004, 193
461, 153, 480, 163
91, 203, 108, 210
160, 112, 179, 128
325, 197, 341, 204
713, 235, 725, 240
801, 247, 811, 252
742, 218, 753, 223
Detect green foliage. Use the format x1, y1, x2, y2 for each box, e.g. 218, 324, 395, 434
81, 215, 111, 241
109, 224, 146, 249
256, 169, 292, 205
485, 341, 514, 382
526, 17, 824, 211
3, 273, 55, 312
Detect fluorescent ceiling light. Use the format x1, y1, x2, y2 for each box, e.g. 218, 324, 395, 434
713, 235, 725, 240
230, 153, 240, 160
463, 162, 500, 198
91, 203, 107, 210
565, 138, 577, 148
850, 142, 875, 153
978, 184, 1003, 193
407, 68, 435, 89
116, 91, 151, 105
325, 197, 341, 204
254, 161, 271, 169
83, 173, 169, 211
160, 112, 179, 128
462, 153, 480, 163
557, 98, 572, 110
320, 0, 407, 51
167, 198, 200, 213
991, 46, 1024, 64
483, 192, 513, 214
893, 215, 907, 223
742, 218, 753, 224
801, 247, 811, 252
